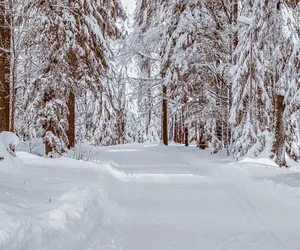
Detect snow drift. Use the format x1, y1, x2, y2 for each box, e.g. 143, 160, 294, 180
0, 132, 25, 174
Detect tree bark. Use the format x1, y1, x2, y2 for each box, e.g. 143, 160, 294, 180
272, 94, 286, 167
162, 85, 168, 145
10, 61, 16, 132
184, 126, 189, 147
174, 113, 178, 143
233, 0, 238, 49
198, 123, 207, 150
10, 3, 16, 133
45, 140, 51, 156
0, 1, 10, 132
145, 62, 151, 137
43, 88, 55, 156
67, 91, 75, 149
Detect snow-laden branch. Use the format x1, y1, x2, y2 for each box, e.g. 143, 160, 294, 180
237, 16, 252, 26
123, 43, 159, 61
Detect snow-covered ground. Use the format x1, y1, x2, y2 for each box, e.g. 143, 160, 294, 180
1, 141, 300, 250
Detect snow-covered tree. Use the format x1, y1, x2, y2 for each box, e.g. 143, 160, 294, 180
24, 0, 125, 155
230, 0, 300, 166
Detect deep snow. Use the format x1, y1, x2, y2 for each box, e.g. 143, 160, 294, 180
1, 142, 300, 250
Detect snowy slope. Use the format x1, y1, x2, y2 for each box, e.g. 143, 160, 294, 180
1, 142, 300, 249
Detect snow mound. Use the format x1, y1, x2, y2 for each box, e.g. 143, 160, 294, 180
0, 132, 25, 174
238, 157, 278, 167
0, 131, 20, 149
0, 149, 127, 250
1, 189, 106, 250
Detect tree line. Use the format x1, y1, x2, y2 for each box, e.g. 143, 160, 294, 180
0, 0, 299, 166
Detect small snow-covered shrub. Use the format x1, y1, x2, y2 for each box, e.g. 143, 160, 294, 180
0, 132, 20, 157
66, 143, 101, 162
0, 132, 25, 173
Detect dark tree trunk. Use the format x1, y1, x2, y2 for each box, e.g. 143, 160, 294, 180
233, 0, 238, 49
272, 94, 286, 167
169, 115, 174, 142
174, 113, 178, 143
0, 1, 10, 132
162, 85, 168, 145
216, 120, 223, 142
178, 115, 183, 143
43, 88, 55, 156
67, 91, 75, 149
146, 65, 152, 137
45, 141, 52, 156
184, 126, 189, 147
198, 123, 207, 150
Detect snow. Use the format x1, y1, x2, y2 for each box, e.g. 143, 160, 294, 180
1, 142, 300, 249
0, 132, 25, 174
120, 0, 136, 15
0, 132, 20, 149
237, 16, 252, 26
238, 157, 279, 167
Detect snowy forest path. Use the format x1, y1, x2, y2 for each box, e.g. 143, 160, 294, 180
3, 143, 300, 250
79, 143, 300, 250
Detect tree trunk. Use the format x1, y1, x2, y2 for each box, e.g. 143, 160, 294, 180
146, 67, 152, 137
174, 113, 178, 143
180, 110, 184, 143
233, 0, 238, 49
198, 123, 207, 150
67, 91, 75, 149
10, 62, 16, 132
10, 5, 17, 133
45, 140, 52, 156
184, 126, 189, 147
228, 0, 238, 154
272, 94, 286, 167
43, 87, 58, 156
169, 115, 174, 142
0, 1, 10, 132
162, 85, 168, 145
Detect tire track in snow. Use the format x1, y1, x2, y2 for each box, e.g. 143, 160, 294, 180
223, 183, 287, 250
185, 164, 206, 177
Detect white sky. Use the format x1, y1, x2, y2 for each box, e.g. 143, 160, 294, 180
120, 0, 136, 15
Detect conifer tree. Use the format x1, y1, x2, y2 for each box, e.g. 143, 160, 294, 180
29, 0, 125, 155
230, 0, 300, 165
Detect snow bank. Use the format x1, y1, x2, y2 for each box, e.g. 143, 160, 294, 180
9, 189, 110, 250
0, 188, 115, 250
238, 157, 278, 167
0, 131, 20, 150
0, 132, 25, 174
238, 155, 300, 170
0, 157, 124, 250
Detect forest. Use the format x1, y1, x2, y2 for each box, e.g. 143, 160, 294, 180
1, 1, 300, 249
0, 0, 299, 166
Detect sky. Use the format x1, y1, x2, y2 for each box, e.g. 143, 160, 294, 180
120, 0, 136, 15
